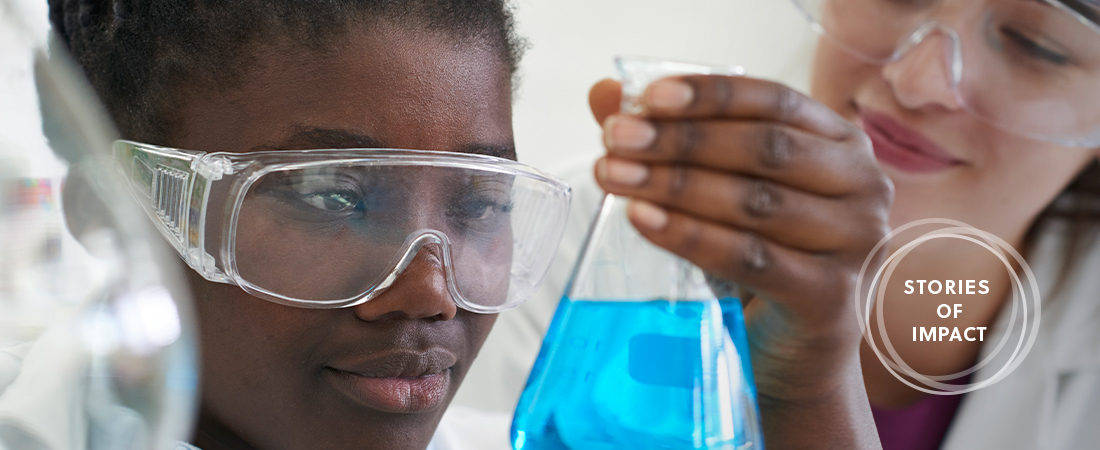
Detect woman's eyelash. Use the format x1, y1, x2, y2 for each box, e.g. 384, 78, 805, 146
1000, 27, 1072, 66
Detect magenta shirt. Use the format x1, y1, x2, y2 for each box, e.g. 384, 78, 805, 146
871, 392, 966, 450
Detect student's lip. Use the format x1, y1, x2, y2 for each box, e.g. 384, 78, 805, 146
326, 350, 456, 413
857, 110, 965, 174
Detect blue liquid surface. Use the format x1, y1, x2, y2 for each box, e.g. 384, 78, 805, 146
511, 298, 760, 450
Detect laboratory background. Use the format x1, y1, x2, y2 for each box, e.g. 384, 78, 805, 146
1, 0, 816, 417
3, 0, 814, 178
1, 0, 815, 439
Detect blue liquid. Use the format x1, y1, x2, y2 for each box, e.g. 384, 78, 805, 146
512, 298, 760, 450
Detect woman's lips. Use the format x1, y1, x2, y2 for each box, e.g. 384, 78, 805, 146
328, 368, 451, 414
326, 350, 456, 413
858, 110, 964, 174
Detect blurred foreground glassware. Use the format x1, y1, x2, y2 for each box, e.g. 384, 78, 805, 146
0, 2, 197, 449
511, 57, 763, 450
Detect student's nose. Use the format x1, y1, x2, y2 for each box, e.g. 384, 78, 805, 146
352, 246, 458, 322
881, 28, 965, 113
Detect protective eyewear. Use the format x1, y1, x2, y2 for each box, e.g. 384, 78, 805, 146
114, 140, 572, 313
790, 0, 1100, 147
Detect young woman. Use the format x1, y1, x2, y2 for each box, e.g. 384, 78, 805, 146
46, 0, 890, 449
49, 1, 559, 449
580, 0, 1100, 449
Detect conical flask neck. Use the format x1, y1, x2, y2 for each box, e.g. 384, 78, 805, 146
566, 194, 720, 302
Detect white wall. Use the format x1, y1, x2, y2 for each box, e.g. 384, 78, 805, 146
510, 0, 816, 174
6, 0, 816, 175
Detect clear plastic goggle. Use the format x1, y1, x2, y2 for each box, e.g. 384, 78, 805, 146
790, 0, 1100, 148
114, 140, 572, 313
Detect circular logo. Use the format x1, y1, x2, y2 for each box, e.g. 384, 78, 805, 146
854, 218, 1041, 395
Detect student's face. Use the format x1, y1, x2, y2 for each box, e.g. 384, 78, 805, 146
170, 25, 512, 450
809, 1, 1099, 250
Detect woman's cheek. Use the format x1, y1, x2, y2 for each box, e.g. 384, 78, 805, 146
461, 311, 498, 361
809, 40, 870, 119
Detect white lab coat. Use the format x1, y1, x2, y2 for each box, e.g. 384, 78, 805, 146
941, 219, 1100, 449
457, 159, 1100, 448
0, 325, 89, 450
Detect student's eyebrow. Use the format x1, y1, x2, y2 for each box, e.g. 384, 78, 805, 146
252, 127, 517, 160
255, 128, 385, 151
461, 143, 517, 161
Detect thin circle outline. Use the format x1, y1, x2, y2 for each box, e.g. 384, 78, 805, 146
870, 233, 1024, 393
853, 218, 1041, 395
870, 229, 1022, 383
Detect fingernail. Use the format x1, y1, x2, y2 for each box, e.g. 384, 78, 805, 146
646, 79, 694, 111
629, 200, 669, 231
604, 115, 656, 151
597, 158, 649, 186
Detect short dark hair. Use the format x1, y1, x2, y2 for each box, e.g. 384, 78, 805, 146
48, 0, 526, 143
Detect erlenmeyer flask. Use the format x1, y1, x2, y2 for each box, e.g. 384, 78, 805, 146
0, 5, 197, 449
511, 57, 763, 450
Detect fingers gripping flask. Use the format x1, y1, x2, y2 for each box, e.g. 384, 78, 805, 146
511, 57, 763, 450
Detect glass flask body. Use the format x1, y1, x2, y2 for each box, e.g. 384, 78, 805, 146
0, 5, 197, 449
512, 193, 763, 449
512, 57, 762, 450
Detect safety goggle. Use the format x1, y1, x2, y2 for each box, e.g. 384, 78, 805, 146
114, 140, 572, 313
790, 0, 1100, 148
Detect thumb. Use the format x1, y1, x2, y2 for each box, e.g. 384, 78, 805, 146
588, 78, 622, 126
